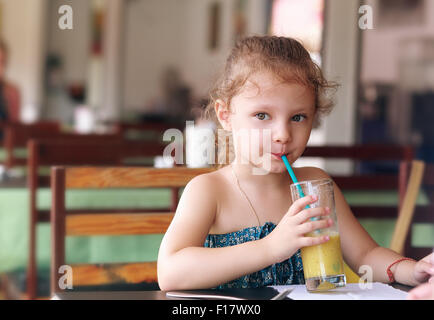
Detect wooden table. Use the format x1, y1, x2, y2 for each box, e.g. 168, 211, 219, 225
52, 290, 169, 300
51, 283, 413, 300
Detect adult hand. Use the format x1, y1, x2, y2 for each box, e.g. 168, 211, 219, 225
408, 252, 434, 300
412, 252, 434, 284
407, 277, 434, 300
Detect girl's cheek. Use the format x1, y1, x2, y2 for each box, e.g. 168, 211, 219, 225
257, 129, 273, 154
234, 128, 272, 158
252, 139, 273, 161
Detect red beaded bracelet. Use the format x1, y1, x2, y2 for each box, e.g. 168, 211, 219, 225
386, 257, 415, 283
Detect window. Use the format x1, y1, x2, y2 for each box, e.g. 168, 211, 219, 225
269, 0, 324, 65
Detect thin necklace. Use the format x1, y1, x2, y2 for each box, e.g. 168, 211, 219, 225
230, 164, 262, 227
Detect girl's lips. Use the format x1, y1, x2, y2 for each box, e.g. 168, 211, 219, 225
271, 152, 289, 159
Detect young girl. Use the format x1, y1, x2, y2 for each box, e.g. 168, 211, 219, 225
157, 36, 433, 290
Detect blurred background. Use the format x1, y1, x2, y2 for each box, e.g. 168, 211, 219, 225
0, 1, 427, 147
1, 0, 433, 167
0, 0, 433, 300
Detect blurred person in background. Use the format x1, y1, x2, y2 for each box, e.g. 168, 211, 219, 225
43, 53, 74, 124
144, 66, 192, 124
0, 39, 21, 180
0, 39, 20, 123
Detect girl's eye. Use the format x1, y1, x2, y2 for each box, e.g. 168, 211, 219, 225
292, 114, 307, 122
255, 113, 270, 120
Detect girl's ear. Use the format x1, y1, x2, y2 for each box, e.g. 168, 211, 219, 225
214, 99, 232, 131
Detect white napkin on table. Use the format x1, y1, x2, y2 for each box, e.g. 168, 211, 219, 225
270, 282, 408, 300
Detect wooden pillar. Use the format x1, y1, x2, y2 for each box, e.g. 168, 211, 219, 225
101, 0, 125, 122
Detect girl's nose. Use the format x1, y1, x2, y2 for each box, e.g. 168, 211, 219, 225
273, 123, 291, 144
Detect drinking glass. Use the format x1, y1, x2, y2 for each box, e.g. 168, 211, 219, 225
290, 179, 346, 292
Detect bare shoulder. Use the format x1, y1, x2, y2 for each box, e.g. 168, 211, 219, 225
293, 166, 331, 181
178, 170, 218, 218
158, 167, 229, 256
168, 168, 226, 232
183, 166, 227, 201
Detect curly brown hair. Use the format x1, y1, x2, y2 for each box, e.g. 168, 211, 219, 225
202, 36, 338, 166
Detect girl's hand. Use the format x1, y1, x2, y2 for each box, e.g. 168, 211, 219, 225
412, 252, 434, 284
265, 195, 333, 263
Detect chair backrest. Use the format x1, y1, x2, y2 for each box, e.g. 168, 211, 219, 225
26, 137, 167, 299
28, 137, 170, 221
301, 144, 414, 219
398, 161, 434, 260
50, 166, 213, 297
390, 160, 425, 255
3, 122, 61, 168
114, 121, 183, 142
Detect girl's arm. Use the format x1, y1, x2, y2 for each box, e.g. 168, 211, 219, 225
357, 246, 420, 286
157, 174, 275, 290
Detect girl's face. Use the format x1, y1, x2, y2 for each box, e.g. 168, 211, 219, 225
228, 71, 315, 173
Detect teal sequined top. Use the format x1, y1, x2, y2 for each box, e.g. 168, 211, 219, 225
204, 221, 305, 289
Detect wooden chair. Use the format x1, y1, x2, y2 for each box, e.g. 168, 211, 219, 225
25, 137, 169, 299
301, 144, 414, 219
50, 166, 213, 297
2, 122, 128, 170
3, 122, 61, 169
114, 121, 184, 142
391, 161, 434, 260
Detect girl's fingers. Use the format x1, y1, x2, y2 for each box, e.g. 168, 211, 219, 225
298, 218, 333, 235
299, 235, 330, 248
295, 207, 330, 224
288, 195, 318, 216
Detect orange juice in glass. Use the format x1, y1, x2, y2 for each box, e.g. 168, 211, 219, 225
290, 179, 346, 292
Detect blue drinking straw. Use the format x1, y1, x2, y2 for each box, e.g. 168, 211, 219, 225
282, 155, 320, 232
281, 155, 306, 198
